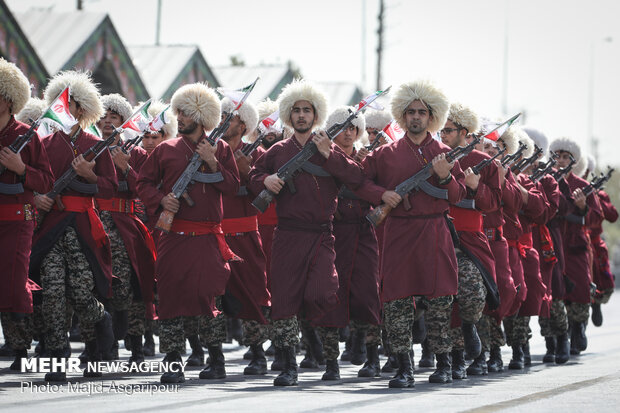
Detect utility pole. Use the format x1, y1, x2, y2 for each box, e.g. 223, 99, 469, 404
361, 0, 367, 90
156, 0, 162, 46
376, 0, 384, 91
77, 0, 83, 10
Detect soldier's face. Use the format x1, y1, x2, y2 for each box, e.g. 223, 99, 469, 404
483, 141, 500, 157
334, 125, 358, 151
290, 101, 315, 134
556, 151, 572, 168
222, 113, 246, 141
440, 120, 462, 149
177, 111, 199, 135
0, 96, 11, 116
142, 131, 165, 155
97, 110, 123, 138
404, 100, 431, 135
68, 98, 83, 122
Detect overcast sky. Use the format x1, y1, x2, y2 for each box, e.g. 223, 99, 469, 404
8, 0, 620, 167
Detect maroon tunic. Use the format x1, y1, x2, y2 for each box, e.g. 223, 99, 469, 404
248, 135, 364, 322
257, 202, 277, 289
590, 190, 617, 291
96, 146, 155, 306
0, 117, 54, 313
30, 129, 118, 299
562, 173, 602, 304
221, 142, 270, 323
137, 136, 240, 319
315, 149, 381, 327
356, 133, 466, 301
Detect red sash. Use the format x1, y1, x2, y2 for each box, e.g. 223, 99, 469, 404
54, 196, 108, 247
258, 203, 278, 226
450, 206, 483, 233
0, 203, 34, 221
533, 224, 558, 264
96, 197, 135, 214
484, 226, 503, 241
170, 219, 239, 262
221, 215, 258, 234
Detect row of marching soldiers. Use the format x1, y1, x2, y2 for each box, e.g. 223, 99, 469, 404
0, 56, 617, 388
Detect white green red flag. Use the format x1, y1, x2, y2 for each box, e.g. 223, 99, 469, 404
87, 124, 102, 138
483, 113, 521, 142
38, 86, 78, 135
217, 77, 259, 109
257, 109, 280, 134
121, 100, 153, 141
148, 105, 171, 132
354, 86, 391, 112
383, 120, 404, 140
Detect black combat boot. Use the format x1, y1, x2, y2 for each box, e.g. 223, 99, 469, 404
571, 321, 587, 352
94, 311, 115, 360
79, 340, 93, 364
299, 347, 319, 369
128, 334, 144, 365
466, 352, 488, 376
143, 331, 155, 357
271, 346, 284, 371
228, 318, 243, 345
508, 345, 524, 370
487, 345, 503, 372
555, 332, 570, 364
419, 338, 435, 368
303, 326, 325, 366
388, 352, 415, 388
522, 342, 531, 366
350, 328, 367, 366
160, 351, 185, 383
34, 338, 45, 357
322, 359, 340, 380
10, 349, 27, 371
186, 335, 205, 366
543, 337, 556, 363
243, 346, 254, 360
83, 339, 103, 377
244, 344, 267, 375
0, 342, 15, 356
112, 310, 129, 342
265, 343, 275, 356
358, 344, 381, 377
461, 322, 482, 359
591, 303, 603, 327
274, 347, 298, 386
340, 334, 352, 362
44, 350, 67, 382
199, 343, 226, 379
451, 349, 467, 380
412, 316, 427, 344
429, 352, 452, 383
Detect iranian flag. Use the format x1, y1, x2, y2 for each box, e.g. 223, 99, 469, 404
87, 124, 102, 138
149, 105, 171, 132
257, 109, 279, 134
355, 86, 391, 112
38, 86, 78, 135
383, 120, 404, 140
121, 100, 153, 141
217, 77, 259, 108
483, 113, 521, 142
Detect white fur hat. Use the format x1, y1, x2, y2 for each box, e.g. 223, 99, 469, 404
44, 71, 103, 129
573, 152, 588, 177
16, 97, 47, 124
447, 102, 480, 134
326, 106, 365, 139
221, 97, 258, 136
277, 80, 328, 131
549, 137, 581, 162
101, 93, 132, 122
517, 130, 535, 159
257, 98, 279, 122
171, 82, 221, 131
147, 99, 177, 139
391, 80, 449, 133
499, 126, 524, 155
364, 109, 392, 131
0, 58, 31, 115
522, 126, 549, 160
587, 154, 596, 174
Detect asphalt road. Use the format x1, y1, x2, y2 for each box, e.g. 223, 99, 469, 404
1, 293, 619, 412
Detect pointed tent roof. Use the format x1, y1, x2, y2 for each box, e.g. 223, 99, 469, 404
0, 0, 48, 96
14, 9, 149, 103
213, 64, 297, 102
129, 45, 220, 101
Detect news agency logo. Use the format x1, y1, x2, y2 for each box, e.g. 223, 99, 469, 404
21, 358, 188, 374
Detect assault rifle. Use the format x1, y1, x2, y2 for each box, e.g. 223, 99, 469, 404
156, 78, 259, 232
365, 135, 481, 227
582, 168, 615, 197
500, 142, 527, 168
471, 146, 506, 175
511, 145, 542, 174
529, 152, 559, 182
251, 87, 391, 213
551, 154, 576, 181
0, 118, 41, 175
241, 136, 264, 157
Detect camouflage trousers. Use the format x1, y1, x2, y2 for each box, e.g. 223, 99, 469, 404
594, 288, 614, 305
424, 295, 454, 354
41, 226, 105, 351
316, 326, 340, 360
476, 313, 505, 352
0, 312, 31, 350
383, 297, 415, 354
160, 316, 199, 354
566, 301, 590, 324
350, 319, 382, 346
503, 315, 530, 347
199, 296, 226, 347
242, 308, 271, 346
272, 316, 300, 348
100, 212, 133, 312
455, 251, 487, 324
127, 301, 146, 336
539, 299, 568, 337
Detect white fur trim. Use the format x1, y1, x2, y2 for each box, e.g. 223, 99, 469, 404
364, 109, 392, 130
498, 126, 520, 155
221, 97, 258, 136
101, 93, 132, 122
0, 58, 31, 115
326, 106, 365, 139
549, 137, 581, 162
145, 99, 177, 140
277, 80, 328, 131
587, 154, 596, 175
257, 99, 279, 121
517, 130, 535, 159
44, 71, 103, 129
390, 80, 449, 133
447, 102, 479, 134
16, 97, 46, 124
171, 83, 221, 131
573, 152, 588, 177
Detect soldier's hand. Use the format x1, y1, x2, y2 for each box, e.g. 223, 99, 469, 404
234, 150, 252, 177
110, 146, 131, 174
495, 159, 507, 186
196, 140, 218, 171
264, 174, 285, 194
355, 147, 370, 163
312, 131, 332, 159
160, 193, 180, 213
71, 155, 97, 182
34, 194, 54, 212
573, 187, 587, 211
432, 153, 454, 180
0, 147, 26, 175
381, 190, 402, 208
464, 167, 480, 191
